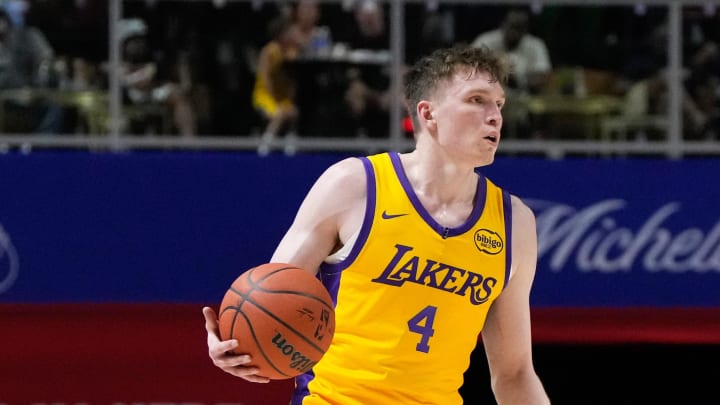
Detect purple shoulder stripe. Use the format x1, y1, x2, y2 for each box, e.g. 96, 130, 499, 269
502, 190, 513, 290
316, 155, 376, 298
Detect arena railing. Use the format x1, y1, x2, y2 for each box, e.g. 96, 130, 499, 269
0, 0, 718, 158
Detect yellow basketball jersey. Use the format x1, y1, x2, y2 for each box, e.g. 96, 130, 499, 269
252, 42, 294, 117
292, 152, 512, 405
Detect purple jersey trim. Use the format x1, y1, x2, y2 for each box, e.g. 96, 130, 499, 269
319, 156, 376, 277
502, 190, 513, 290
291, 371, 313, 405
292, 156, 376, 405
389, 152, 487, 238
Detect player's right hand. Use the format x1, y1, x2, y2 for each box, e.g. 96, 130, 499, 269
202, 306, 271, 383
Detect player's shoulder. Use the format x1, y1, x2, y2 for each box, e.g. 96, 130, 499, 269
315, 156, 367, 194
323, 156, 366, 179
509, 194, 536, 228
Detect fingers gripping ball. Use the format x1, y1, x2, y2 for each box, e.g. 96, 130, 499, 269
218, 263, 336, 380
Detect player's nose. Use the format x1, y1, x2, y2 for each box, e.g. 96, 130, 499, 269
485, 105, 502, 127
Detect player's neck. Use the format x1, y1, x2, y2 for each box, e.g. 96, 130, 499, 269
399, 150, 478, 204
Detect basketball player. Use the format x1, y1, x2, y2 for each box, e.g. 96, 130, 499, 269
204, 45, 550, 404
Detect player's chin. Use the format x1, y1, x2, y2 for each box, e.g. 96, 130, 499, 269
476, 156, 495, 167
474, 148, 496, 166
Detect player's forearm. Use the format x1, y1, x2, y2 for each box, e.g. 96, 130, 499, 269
492, 370, 551, 405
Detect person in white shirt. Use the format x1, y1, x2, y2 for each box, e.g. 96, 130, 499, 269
471, 8, 551, 95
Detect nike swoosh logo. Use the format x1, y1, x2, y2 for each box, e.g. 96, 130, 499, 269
382, 211, 408, 219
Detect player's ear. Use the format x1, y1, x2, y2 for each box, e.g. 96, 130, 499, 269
417, 101, 435, 126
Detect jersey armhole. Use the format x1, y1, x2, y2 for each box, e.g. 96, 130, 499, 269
503, 190, 514, 286
321, 156, 376, 272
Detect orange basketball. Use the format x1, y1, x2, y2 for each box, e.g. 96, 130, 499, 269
218, 263, 336, 380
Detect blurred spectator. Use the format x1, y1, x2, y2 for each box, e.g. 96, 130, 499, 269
0, 0, 26, 26
290, 0, 332, 58
0, 7, 52, 88
619, 16, 667, 86
619, 21, 719, 141
683, 8, 720, 140
339, 0, 388, 51
413, 3, 456, 61
684, 72, 719, 140
118, 18, 196, 136
334, 0, 392, 137
619, 65, 713, 141
251, 15, 303, 153
0, 7, 63, 133
471, 8, 552, 95
622, 68, 668, 131
69, 56, 101, 91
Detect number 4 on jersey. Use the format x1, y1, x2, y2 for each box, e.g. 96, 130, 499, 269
407, 305, 437, 353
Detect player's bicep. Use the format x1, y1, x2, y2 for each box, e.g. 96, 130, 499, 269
270, 158, 366, 273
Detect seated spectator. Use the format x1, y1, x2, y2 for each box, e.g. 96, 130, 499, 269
471, 8, 552, 94
619, 66, 713, 141
0, 7, 63, 133
338, 0, 388, 51
334, 0, 392, 138
620, 21, 719, 141
684, 38, 720, 140
118, 18, 196, 137
290, 0, 332, 58
251, 15, 303, 153
69, 57, 101, 91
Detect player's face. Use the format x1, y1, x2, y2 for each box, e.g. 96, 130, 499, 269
430, 69, 505, 166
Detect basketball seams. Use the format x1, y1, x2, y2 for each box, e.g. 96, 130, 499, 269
248, 266, 330, 296
218, 263, 336, 380
228, 266, 334, 354
230, 282, 331, 299
228, 289, 331, 355
231, 284, 333, 306
238, 308, 293, 379
248, 265, 303, 285
227, 302, 294, 379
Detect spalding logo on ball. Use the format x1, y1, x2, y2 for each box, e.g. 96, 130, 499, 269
218, 263, 336, 380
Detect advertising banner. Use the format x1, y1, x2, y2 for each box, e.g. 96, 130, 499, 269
1, 152, 718, 307
1, 151, 719, 403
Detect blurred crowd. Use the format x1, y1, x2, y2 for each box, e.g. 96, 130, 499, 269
0, 0, 718, 142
